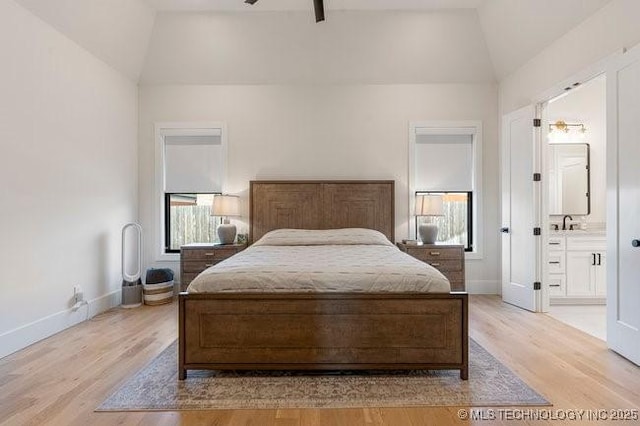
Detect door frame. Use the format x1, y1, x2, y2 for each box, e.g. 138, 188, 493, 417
530, 49, 624, 312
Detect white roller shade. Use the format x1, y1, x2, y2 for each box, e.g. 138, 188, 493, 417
414, 133, 473, 191
164, 133, 223, 193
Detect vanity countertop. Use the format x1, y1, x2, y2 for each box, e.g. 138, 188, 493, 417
549, 230, 606, 237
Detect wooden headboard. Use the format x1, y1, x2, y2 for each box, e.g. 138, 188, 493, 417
249, 180, 395, 243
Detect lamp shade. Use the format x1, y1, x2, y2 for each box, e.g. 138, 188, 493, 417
415, 194, 444, 216
211, 195, 240, 217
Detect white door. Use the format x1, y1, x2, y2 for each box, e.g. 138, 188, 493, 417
501, 105, 540, 311
607, 45, 640, 365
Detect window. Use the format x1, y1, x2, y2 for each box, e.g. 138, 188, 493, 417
415, 191, 473, 251
164, 193, 222, 253
409, 122, 482, 257
155, 123, 227, 259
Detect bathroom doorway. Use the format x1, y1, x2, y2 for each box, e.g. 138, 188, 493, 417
540, 75, 607, 340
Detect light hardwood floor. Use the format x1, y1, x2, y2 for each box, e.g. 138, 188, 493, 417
1, 295, 638, 425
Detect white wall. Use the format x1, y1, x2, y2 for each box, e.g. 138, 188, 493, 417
139, 83, 500, 294
499, 0, 640, 115
140, 10, 495, 85
545, 75, 606, 227
14, 0, 156, 80
0, 0, 138, 358
477, 0, 610, 79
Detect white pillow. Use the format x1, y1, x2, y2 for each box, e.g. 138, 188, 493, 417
253, 228, 394, 247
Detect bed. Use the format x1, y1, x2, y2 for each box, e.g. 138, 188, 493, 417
179, 180, 468, 380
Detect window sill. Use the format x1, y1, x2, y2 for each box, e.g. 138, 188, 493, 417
465, 251, 483, 261
155, 252, 180, 263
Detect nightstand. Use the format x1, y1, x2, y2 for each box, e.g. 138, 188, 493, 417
180, 243, 247, 291
397, 242, 465, 292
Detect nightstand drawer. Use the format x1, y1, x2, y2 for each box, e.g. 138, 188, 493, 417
182, 249, 218, 260
182, 260, 218, 273
449, 280, 465, 292
214, 248, 239, 260
182, 247, 240, 261
424, 259, 462, 272
180, 273, 199, 291
405, 247, 461, 261
442, 270, 464, 283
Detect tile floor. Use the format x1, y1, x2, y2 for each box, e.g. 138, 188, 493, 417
547, 304, 606, 340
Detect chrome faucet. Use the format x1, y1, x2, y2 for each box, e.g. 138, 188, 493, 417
562, 215, 573, 231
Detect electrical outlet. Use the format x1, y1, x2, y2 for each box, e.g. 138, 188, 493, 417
74, 285, 84, 303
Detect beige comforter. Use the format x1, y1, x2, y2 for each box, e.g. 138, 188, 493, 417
187, 228, 451, 293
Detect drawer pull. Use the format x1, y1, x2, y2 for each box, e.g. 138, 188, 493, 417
549, 242, 561, 245
429, 251, 441, 256
549, 261, 560, 264
550, 284, 561, 287
205, 252, 215, 256
430, 262, 441, 267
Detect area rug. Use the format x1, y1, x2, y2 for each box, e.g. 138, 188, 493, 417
97, 339, 549, 411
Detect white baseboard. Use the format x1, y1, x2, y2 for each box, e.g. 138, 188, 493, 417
466, 280, 500, 294
550, 297, 606, 305
0, 289, 121, 359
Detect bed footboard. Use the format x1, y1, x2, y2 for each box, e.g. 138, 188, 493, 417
179, 292, 468, 380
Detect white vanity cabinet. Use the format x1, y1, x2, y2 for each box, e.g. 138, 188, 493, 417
565, 251, 606, 296
547, 233, 606, 303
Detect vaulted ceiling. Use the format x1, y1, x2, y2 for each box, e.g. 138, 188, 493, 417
13, 0, 613, 83
143, 0, 487, 11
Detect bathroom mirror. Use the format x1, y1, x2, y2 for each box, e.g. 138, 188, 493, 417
548, 143, 590, 215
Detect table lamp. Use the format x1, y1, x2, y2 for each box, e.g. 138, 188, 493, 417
211, 194, 240, 244
415, 194, 444, 244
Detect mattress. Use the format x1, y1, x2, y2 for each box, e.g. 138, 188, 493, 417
187, 228, 451, 294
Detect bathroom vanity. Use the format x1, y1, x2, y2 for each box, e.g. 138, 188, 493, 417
547, 231, 606, 304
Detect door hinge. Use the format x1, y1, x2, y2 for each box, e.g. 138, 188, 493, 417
534, 282, 541, 290
533, 118, 542, 127
533, 227, 541, 236
533, 173, 541, 182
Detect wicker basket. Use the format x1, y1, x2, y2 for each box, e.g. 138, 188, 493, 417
142, 282, 173, 305
143, 268, 175, 305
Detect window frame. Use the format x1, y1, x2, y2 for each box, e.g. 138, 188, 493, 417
408, 121, 483, 260
154, 122, 227, 262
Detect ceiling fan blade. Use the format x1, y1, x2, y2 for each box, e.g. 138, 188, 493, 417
246, 0, 324, 23
313, 0, 325, 22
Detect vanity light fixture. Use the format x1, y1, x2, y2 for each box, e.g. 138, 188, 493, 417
548, 120, 587, 143
548, 120, 587, 134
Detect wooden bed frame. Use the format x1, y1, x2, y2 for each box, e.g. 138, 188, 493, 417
179, 180, 468, 380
